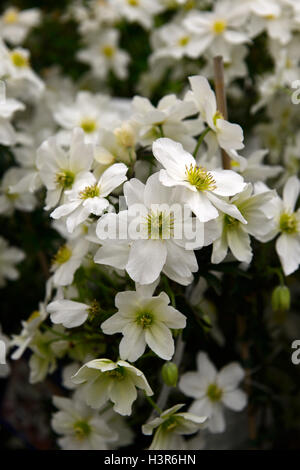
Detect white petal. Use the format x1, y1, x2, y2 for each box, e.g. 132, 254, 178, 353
227, 226, 253, 263
99, 163, 128, 197
217, 362, 245, 391
210, 170, 246, 197
222, 389, 247, 411
119, 324, 146, 362
283, 176, 300, 212
152, 138, 194, 181
126, 239, 167, 285
276, 233, 300, 276
145, 322, 174, 360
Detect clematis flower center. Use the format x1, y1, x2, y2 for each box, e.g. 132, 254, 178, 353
80, 118, 97, 134
55, 170, 75, 189
206, 383, 223, 402
79, 184, 100, 199
106, 366, 125, 380
224, 214, 239, 227
279, 212, 298, 234
178, 36, 190, 47
3, 9, 19, 23
88, 300, 100, 320
136, 312, 154, 329
213, 110, 224, 127
185, 164, 217, 192
73, 420, 91, 439
102, 45, 116, 58
128, 0, 139, 6
10, 51, 29, 68
162, 416, 178, 432
146, 210, 174, 239
212, 19, 227, 35
52, 245, 72, 265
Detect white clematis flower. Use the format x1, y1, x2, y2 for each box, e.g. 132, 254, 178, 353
37, 127, 94, 210
51, 395, 118, 450
95, 172, 208, 285
50, 163, 128, 233
101, 282, 186, 362
72, 358, 153, 416
261, 176, 300, 276
186, 75, 245, 157
77, 29, 130, 80
142, 404, 207, 450
50, 238, 89, 287
211, 183, 276, 264
179, 352, 247, 433
153, 137, 246, 222
183, 1, 249, 61
0, 7, 41, 45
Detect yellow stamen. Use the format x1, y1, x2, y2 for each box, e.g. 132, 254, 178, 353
185, 164, 217, 192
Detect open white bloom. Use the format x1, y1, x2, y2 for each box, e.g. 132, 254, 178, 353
179, 352, 247, 433
51, 395, 118, 450
153, 138, 246, 223
0, 96, 25, 146
72, 358, 153, 416
211, 183, 276, 264
37, 128, 94, 210
53, 91, 119, 145
132, 94, 201, 153
95, 172, 208, 285
47, 299, 93, 328
186, 76, 245, 157
77, 29, 130, 80
0, 41, 44, 99
150, 22, 210, 62
183, 1, 249, 60
115, 0, 163, 29
0, 236, 25, 288
51, 163, 127, 233
50, 239, 89, 287
142, 404, 207, 450
0, 167, 37, 216
235, 149, 282, 183
262, 176, 300, 276
11, 303, 47, 360
0, 7, 41, 45
101, 282, 186, 361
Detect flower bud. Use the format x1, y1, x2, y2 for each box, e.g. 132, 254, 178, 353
271, 285, 290, 312
114, 122, 136, 148
161, 362, 178, 387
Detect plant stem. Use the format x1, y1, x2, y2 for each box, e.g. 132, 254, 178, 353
193, 127, 211, 157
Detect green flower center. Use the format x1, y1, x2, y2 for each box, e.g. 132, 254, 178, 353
128, 0, 139, 6
79, 184, 100, 199
102, 45, 116, 58
279, 212, 298, 234
52, 245, 72, 265
185, 164, 217, 192
162, 416, 178, 432
136, 312, 154, 329
106, 366, 125, 380
88, 300, 100, 320
10, 51, 29, 68
212, 20, 227, 35
213, 110, 224, 127
55, 170, 75, 189
224, 214, 239, 227
206, 383, 223, 402
80, 118, 97, 134
146, 210, 174, 240
178, 36, 190, 47
73, 421, 91, 439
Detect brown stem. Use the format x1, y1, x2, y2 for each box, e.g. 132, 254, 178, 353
214, 56, 257, 444
213, 56, 231, 170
